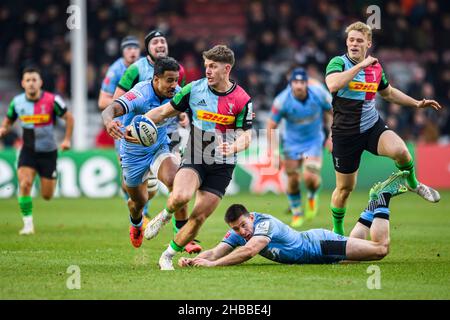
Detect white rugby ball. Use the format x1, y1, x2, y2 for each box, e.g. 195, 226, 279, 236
130, 115, 158, 147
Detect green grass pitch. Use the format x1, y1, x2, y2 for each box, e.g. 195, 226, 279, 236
1, 191, 449, 299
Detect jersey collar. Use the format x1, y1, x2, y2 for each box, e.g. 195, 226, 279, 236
345, 53, 359, 66
208, 79, 237, 96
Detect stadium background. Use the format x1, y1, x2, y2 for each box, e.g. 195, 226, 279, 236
0, 0, 449, 302
0, 0, 449, 197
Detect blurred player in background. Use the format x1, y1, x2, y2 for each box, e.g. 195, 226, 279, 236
0, 67, 74, 235
141, 45, 253, 270
97, 35, 143, 215
102, 57, 193, 250
325, 22, 442, 236
112, 30, 194, 248
268, 68, 332, 228
179, 171, 409, 268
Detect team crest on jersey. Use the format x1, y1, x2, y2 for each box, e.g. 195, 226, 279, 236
197, 110, 235, 125
254, 221, 270, 235
228, 103, 234, 114
348, 81, 378, 93
124, 92, 137, 101
224, 231, 232, 239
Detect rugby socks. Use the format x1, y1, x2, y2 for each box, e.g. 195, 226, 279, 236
18, 196, 33, 217
396, 160, 418, 189
171, 216, 187, 234
143, 201, 150, 218
331, 206, 346, 235
373, 193, 391, 220
358, 199, 377, 228
129, 214, 143, 227
163, 240, 184, 259
287, 192, 302, 216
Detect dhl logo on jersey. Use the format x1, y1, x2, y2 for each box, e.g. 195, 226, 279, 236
348, 81, 378, 93
197, 110, 235, 125
20, 114, 51, 124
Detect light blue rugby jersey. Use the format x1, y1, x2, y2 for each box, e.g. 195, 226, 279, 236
115, 80, 180, 159
101, 58, 127, 126
221, 212, 343, 264
271, 83, 332, 146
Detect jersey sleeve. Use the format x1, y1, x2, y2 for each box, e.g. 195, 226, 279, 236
270, 93, 286, 123
115, 83, 147, 114
235, 99, 253, 130
170, 82, 192, 112
6, 100, 18, 122
221, 230, 245, 248
378, 69, 390, 91
253, 218, 275, 240
117, 64, 140, 92
101, 68, 119, 94
53, 94, 68, 117
326, 56, 345, 76
316, 85, 332, 111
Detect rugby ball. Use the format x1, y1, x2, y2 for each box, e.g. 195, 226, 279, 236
130, 115, 158, 147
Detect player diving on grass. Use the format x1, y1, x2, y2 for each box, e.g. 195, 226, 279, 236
325, 21, 442, 236
102, 57, 194, 251
136, 45, 254, 270
178, 171, 409, 268
112, 30, 195, 250
268, 67, 332, 228
0, 67, 74, 235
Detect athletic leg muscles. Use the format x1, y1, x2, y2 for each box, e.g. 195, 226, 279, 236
167, 168, 200, 212
18, 167, 37, 196
125, 183, 148, 220
174, 190, 221, 247
377, 130, 411, 164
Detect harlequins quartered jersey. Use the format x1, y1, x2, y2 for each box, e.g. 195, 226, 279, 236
325, 54, 389, 135
7, 91, 67, 152
170, 78, 252, 164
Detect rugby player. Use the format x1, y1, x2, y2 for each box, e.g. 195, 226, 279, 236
268, 67, 332, 228
140, 45, 253, 270
325, 22, 442, 236
0, 67, 74, 235
102, 57, 189, 249
179, 171, 409, 268
112, 30, 195, 250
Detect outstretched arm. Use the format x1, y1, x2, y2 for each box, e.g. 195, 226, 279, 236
378, 85, 442, 110
178, 242, 234, 267
191, 236, 270, 267
101, 102, 126, 139
144, 101, 181, 125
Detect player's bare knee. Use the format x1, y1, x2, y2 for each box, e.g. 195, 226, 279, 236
375, 242, 389, 260
336, 185, 353, 200
42, 193, 53, 201
394, 147, 411, 163
19, 180, 32, 194
171, 192, 191, 207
